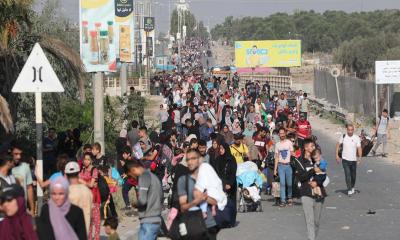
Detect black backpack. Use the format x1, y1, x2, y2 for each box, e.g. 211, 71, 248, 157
89, 167, 110, 203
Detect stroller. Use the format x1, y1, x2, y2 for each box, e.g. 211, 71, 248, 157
236, 161, 263, 213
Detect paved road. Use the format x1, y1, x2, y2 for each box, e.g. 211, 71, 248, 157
219, 128, 400, 240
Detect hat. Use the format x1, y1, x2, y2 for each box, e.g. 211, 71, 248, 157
0, 184, 24, 201
299, 112, 305, 117
233, 133, 244, 140
185, 134, 197, 142
65, 161, 80, 174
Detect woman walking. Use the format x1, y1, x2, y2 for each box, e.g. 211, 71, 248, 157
215, 143, 237, 227
37, 176, 87, 240
79, 152, 101, 240
0, 184, 38, 240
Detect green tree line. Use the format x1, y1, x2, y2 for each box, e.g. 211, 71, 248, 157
211, 10, 400, 78
170, 9, 209, 41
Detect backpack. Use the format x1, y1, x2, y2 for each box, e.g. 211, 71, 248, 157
89, 167, 110, 203
338, 134, 346, 159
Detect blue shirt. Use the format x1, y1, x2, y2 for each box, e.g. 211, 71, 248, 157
318, 159, 328, 172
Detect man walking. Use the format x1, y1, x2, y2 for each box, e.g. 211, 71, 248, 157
336, 123, 362, 196
274, 128, 294, 206
126, 160, 162, 240
10, 144, 34, 214
371, 109, 391, 157
65, 161, 92, 235
177, 149, 219, 240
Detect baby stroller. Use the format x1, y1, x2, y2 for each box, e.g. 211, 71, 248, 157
236, 161, 263, 213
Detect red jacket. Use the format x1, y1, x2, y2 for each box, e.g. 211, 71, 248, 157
296, 120, 312, 139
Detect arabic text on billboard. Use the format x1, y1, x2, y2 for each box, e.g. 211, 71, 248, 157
375, 60, 400, 84
234, 40, 301, 69
115, 0, 134, 62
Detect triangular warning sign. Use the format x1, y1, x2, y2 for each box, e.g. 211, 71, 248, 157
12, 43, 64, 93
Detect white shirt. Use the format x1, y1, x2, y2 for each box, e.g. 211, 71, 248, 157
339, 134, 361, 161
195, 163, 227, 211
173, 109, 181, 124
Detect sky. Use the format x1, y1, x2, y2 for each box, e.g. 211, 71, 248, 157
36, 0, 400, 33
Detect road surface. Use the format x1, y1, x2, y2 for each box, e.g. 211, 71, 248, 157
219, 125, 400, 240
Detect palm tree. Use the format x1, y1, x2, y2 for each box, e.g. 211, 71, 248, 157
0, 0, 86, 128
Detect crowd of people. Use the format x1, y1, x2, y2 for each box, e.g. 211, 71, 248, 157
0, 38, 335, 240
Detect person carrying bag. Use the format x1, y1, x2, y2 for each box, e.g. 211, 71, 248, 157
169, 174, 208, 240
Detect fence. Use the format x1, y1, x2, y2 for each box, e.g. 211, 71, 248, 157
239, 73, 292, 91
313, 68, 394, 117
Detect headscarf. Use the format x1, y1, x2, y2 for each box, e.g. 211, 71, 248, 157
215, 142, 235, 176
208, 140, 221, 170
220, 125, 234, 145
231, 119, 242, 134
48, 176, 79, 240
243, 122, 255, 137
0, 197, 38, 240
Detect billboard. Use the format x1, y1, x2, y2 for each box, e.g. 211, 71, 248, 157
115, 0, 135, 62
80, 0, 117, 72
375, 61, 400, 84
234, 40, 301, 70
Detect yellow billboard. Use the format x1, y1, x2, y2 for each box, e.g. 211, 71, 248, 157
234, 40, 301, 69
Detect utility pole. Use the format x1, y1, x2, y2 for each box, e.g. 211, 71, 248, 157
93, 72, 105, 154
120, 63, 127, 96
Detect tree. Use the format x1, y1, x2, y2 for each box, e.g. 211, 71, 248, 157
0, 0, 87, 155
0, 0, 85, 124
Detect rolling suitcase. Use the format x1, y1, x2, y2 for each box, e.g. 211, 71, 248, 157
362, 137, 375, 157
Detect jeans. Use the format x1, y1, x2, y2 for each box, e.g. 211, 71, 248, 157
301, 196, 324, 240
342, 159, 357, 191
372, 133, 387, 154
138, 223, 161, 240
122, 180, 134, 207
278, 164, 293, 203
263, 167, 274, 191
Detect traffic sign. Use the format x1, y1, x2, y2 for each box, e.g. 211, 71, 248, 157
12, 43, 64, 93
330, 67, 340, 78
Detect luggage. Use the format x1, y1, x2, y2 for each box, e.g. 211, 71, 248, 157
215, 198, 236, 229
361, 138, 375, 157
168, 175, 208, 240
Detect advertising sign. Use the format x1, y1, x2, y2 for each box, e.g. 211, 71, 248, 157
234, 40, 301, 71
80, 0, 117, 72
115, 0, 134, 62
375, 60, 400, 84
144, 17, 155, 32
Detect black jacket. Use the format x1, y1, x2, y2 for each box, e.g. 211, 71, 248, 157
36, 203, 87, 240
293, 157, 327, 199
215, 148, 237, 200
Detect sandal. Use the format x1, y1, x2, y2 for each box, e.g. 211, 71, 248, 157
279, 202, 286, 207
287, 199, 293, 206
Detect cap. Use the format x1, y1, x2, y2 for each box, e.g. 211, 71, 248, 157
0, 184, 24, 201
65, 161, 80, 174
267, 114, 273, 119
233, 133, 244, 140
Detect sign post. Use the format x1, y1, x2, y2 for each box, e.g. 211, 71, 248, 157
375, 60, 400, 121
12, 43, 64, 213
330, 67, 341, 108
144, 17, 155, 93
